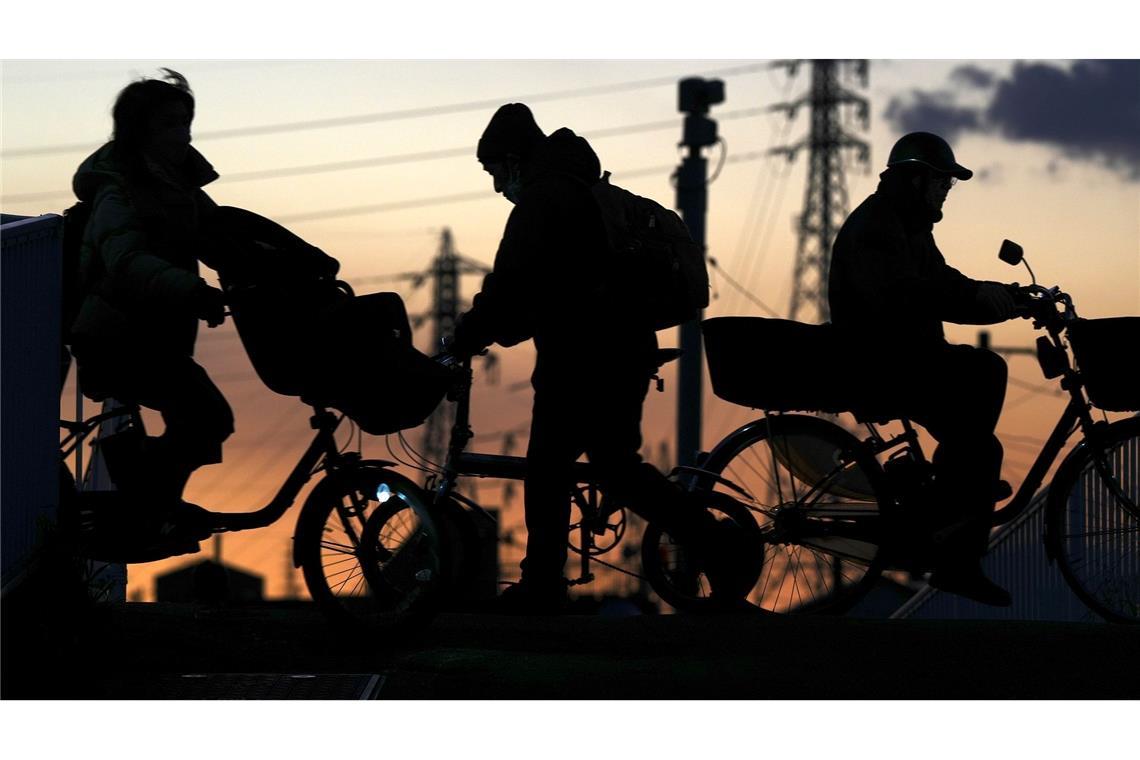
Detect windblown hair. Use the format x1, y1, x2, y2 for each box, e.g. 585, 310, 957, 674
111, 68, 195, 159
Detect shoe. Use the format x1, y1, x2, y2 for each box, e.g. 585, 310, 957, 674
928, 562, 1012, 607
491, 579, 568, 616
122, 501, 212, 562
155, 501, 216, 543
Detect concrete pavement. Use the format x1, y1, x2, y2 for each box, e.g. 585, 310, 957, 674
4, 601, 1139, 698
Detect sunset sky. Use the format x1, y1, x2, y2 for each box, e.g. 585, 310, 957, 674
2, 2, 1137, 749
5, 50, 1138, 601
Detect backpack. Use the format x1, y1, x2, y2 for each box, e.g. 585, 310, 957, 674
60, 200, 92, 344
588, 171, 709, 331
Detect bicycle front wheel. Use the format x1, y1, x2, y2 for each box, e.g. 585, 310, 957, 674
1046, 417, 1140, 624
295, 466, 443, 635
699, 414, 889, 615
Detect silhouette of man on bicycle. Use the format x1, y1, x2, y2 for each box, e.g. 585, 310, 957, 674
829, 131, 1019, 606
68, 70, 231, 550
449, 104, 734, 613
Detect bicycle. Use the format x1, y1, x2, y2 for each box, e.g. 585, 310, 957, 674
681, 240, 1139, 622
367, 349, 761, 612
58, 377, 445, 635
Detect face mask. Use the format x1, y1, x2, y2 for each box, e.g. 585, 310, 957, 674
502, 162, 523, 204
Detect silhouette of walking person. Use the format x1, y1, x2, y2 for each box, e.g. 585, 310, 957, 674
68, 69, 232, 551
829, 131, 1020, 606
449, 104, 734, 613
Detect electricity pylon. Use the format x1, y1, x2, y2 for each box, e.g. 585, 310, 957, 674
771, 60, 871, 323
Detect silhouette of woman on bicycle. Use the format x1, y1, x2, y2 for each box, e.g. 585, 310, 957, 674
68, 69, 231, 549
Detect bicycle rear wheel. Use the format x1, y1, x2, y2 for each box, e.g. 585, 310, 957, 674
1046, 417, 1140, 624
295, 466, 442, 635
699, 414, 889, 615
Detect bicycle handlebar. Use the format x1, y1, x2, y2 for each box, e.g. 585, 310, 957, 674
1008, 283, 1077, 328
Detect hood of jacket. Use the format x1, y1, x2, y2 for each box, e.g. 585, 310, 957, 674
521, 127, 601, 188
72, 142, 219, 203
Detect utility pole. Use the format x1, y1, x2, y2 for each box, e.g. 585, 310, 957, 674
772, 60, 870, 323
675, 77, 725, 468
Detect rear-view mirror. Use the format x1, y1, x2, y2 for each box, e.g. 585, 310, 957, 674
999, 239, 1024, 266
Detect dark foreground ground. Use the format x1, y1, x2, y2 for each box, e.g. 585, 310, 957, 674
4, 599, 1139, 699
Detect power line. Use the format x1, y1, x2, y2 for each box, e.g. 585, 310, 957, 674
2, 63, 769, 159
276, 151, 771, 224
706, 257, 782, 318
275, 190, 492, 223
2, 108, 771, 205
225, 108, 770, 185
720, 113, 798, 317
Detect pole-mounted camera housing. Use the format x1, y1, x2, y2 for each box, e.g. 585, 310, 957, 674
678, 77, 725, 115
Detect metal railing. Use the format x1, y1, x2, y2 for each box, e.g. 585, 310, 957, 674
893, 428, 1138, 622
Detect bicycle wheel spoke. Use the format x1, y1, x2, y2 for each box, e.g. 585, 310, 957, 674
346, 571, 368, 598
727, 455, 772, 505
332, 567, 364, 595
319, 539, 358, 554
793, 548, 819, 609
321, 554, 362, 569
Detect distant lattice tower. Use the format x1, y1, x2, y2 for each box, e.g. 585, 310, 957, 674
421, 228, 490, 471
772, 60, 871, 323
421, 228, 461, 470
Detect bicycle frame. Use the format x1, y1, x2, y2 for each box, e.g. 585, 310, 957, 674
430, 359, 625, 586
61, 400, 379, 535
215, 406, 363, 532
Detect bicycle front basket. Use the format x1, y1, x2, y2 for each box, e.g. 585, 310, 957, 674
702, 317, 855, 413
1068, 317, 1140, 411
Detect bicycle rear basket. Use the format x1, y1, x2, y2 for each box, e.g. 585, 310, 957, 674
702, 317, 856, 413
1068, 317, 1140, 411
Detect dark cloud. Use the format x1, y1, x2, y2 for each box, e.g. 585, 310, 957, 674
883, 60, 1140, 181
951, 65, 996, 89
973, 164, 1002, 183
986, 60, 1140, 178
882, 90, 981, 143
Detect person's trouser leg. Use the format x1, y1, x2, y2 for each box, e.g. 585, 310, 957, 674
582, 369, 702, 536
74, 344, 234, 502
520, 385, 583, 586
908, 345, 1007, 560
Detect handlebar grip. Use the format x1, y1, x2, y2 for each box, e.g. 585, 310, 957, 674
1006, 283, 1037, 319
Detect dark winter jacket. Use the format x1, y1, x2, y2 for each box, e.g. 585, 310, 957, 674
70, 142, 219, 355
828, 172, 1001, 354
453, 128, 657, 384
